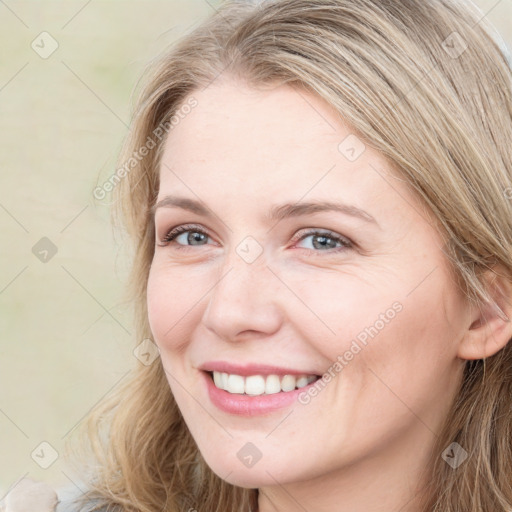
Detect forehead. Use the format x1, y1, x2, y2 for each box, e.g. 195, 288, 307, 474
163, 78, 355, 166
157, 77, 411, 225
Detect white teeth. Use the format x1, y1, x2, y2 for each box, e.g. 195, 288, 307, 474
265, 374, 281, 395
296, 376, 309, 388
212, 371, 318, 395
281, 374, 296, 392
245, 375, 266, 395
213, 371, 223, 388
227, 374, 245, 394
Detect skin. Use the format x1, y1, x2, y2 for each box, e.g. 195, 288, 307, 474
146, 76, 509, 512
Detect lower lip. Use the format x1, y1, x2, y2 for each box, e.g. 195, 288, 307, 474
202, 371, 319, 416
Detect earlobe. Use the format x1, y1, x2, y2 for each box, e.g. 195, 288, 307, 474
457, 266, 512, 361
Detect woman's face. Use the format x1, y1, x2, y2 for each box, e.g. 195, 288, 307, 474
147, 77, 469, 489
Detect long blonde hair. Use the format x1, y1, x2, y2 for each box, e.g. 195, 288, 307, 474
69, 1, 512, 510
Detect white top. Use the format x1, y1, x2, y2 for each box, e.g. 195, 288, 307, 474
55, 483, 107, 512
0, 479, 107, 512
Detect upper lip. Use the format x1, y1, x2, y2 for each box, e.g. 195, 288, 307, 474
199, 361, 321, 377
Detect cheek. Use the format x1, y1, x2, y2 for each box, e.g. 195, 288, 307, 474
146, 266, 204, 409
280, 265, 404, 360
292, 263, 459, 404
146, 263, 206, 352
339, 279, 462, 428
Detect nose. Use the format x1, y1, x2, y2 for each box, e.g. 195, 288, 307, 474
201, 249, 284, 342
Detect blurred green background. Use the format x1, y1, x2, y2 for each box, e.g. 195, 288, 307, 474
0, 0, 510, 501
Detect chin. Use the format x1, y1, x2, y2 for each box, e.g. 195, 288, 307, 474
208, 463, 281, 488
199, 444, 306, 488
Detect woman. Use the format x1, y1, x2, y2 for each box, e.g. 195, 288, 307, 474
66, 0, 512, 510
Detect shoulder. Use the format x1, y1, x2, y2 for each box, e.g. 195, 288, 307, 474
1, 478, 59, 512
0, 477, 109, 512
56, 484, 109, 512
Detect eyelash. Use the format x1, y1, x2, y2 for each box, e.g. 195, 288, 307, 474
160, 223, 353, 255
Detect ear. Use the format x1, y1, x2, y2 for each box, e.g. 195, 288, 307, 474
457, 265, 512, 361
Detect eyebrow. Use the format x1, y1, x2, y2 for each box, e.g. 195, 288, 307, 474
151, 195, 379, 226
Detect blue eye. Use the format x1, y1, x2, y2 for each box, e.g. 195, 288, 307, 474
161, 224, 210, 246
293, 229, 353, 254
160, 225, 353, 255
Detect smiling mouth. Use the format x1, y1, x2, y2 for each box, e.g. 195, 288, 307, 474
207, 371, 321, 396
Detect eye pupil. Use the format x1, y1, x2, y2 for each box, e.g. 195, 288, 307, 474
189, 232, 207, 245
313, 235, 336, 250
